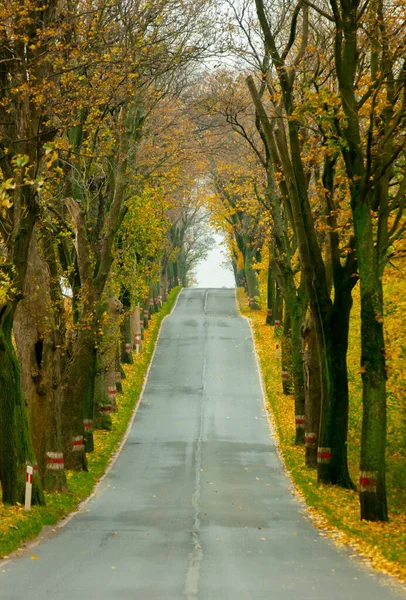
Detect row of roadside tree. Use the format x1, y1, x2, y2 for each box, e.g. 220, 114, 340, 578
192, 0, 405, 522
0, 0, 216, 506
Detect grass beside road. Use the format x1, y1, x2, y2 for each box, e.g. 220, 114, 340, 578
237, 287, 406, 584
0, 288, 181, 559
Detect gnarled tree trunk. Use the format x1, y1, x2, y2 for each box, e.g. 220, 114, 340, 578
14, 231, 67, 491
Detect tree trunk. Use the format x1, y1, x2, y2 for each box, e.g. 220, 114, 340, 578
245, 247, 260, 309
143, 299, 150, 329
281, 310, 293, 395
62, 318, 97, 469
359, 279, 387, 521
317, 277, 355, 488
93, 350, 113, 431
132, 306, 142, 354
160, 260, 168, 303
353, 202, 388, 520
302, 315, 321, 466
115, 346, 124, 393
273, 284, 283, 328
14, 232, 67, 491
120, 311, 133, 363
289, 297, 306, 445
94, 294, 121, 430
0, 315, 45, 504
266, 262, 275, 324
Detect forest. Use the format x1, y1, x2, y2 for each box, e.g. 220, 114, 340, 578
0, 0, 405, 569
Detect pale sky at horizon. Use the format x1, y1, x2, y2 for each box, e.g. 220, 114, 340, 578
193, 234, 235, 288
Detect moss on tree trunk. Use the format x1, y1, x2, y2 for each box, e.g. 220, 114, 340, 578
0, 317, 45, 504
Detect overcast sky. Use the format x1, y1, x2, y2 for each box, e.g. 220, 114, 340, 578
193, 234, 235, 288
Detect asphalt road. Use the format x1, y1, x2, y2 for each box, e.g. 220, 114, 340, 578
1, 288, 404, 600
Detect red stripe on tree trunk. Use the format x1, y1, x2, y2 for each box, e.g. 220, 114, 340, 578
360, 477, 376, 486
317, 452, 332, 459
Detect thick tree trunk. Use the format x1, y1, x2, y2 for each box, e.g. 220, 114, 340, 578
359, 280, 387, 521
0, 316, 45, 504
94, 294, 121, 430
94, 350, 113, 431
317, 278, 355, 489
62, 316, 97, 469
168, 262, 175, 291
143, 299, 150, 329
14, 232, 67, 491
353, 202, 388, 520
281, 310, 293, 395
160, 261, 168, 303
148, 288, 155, 316
115, 346, 124, 393
302, 315, 321, 466
120, 288, 133, 364
290, 299, 306, 445
273, 284, 283, 328
266, 262, 275, 325
132, 306, 142, 354
245, 247, 260, 309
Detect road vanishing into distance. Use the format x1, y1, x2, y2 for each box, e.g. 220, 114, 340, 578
1, 288, 405, 600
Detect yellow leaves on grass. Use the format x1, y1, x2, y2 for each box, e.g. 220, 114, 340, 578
0, 503, 29, 542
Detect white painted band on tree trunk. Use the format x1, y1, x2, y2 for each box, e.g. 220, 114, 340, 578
25, 465, 33, 511
72, 436, 85, 451
360, 471, 378, 493
295, 415, 305, 429
46, 452, 63, 458
317, 447, 332, 464
46, 453, 64, 470
83, 419, 93, 430
305, 433, 317, 444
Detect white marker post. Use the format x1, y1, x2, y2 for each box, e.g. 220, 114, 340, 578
135, 332, 141, 355
25, 465, 33, 511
